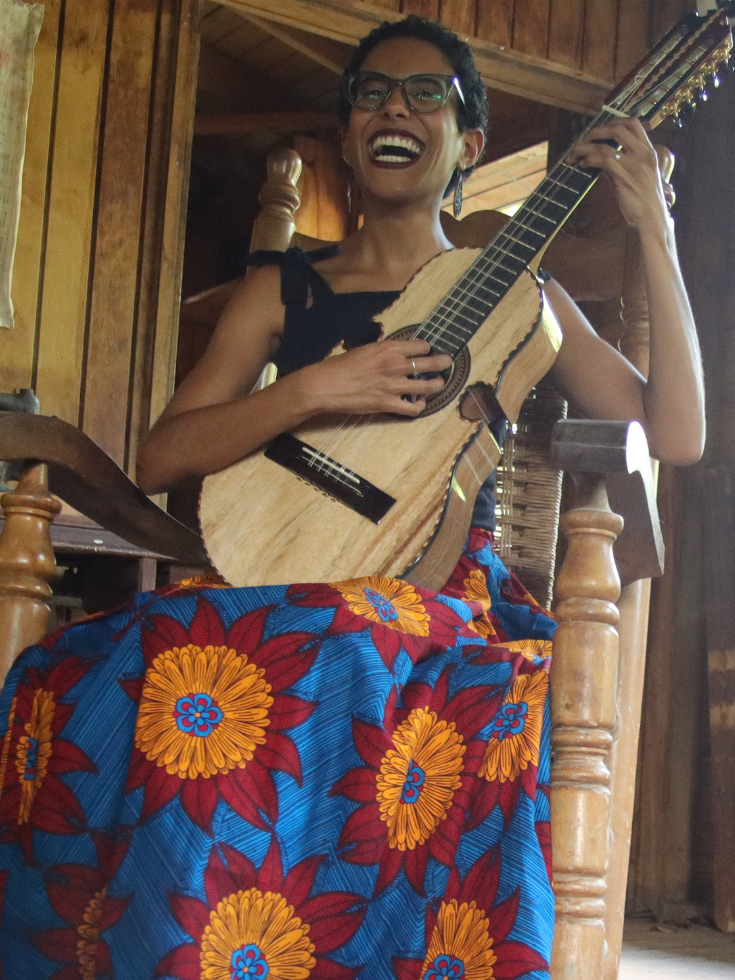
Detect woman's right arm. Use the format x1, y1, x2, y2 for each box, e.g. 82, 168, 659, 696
136, 266, 449, 495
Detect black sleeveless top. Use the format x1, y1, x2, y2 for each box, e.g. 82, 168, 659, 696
246, 245, 506, 531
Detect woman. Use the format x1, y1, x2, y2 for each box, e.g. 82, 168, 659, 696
0, 16, 703, 980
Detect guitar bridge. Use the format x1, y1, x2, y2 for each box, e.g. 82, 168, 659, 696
264, 433, 396, 524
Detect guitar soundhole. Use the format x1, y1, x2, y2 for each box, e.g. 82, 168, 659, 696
385, 325, 471, 418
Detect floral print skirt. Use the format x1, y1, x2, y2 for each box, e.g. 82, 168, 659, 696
0, 528, 555, 980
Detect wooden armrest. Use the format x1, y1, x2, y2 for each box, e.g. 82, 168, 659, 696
551, 418, 664, 586
0, 412, 209, 567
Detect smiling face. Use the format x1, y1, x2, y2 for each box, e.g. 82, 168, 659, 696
341, 37, 484, 210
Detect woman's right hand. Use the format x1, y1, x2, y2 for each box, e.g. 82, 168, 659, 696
295, 339, 452, 416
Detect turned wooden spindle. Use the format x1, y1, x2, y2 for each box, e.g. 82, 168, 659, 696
248, 147, 302, 255
551, 473, 623, 980
0, 463, 61, 682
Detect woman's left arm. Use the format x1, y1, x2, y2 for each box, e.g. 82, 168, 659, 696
546, 117, 705, 465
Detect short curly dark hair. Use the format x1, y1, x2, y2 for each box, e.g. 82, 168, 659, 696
338, 15, 489, 138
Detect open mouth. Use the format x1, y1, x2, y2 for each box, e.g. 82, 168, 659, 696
369, 132, 424, 165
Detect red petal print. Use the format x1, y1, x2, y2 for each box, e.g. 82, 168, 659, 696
218, 842, 257, 891
424, 899, 438, 948
188, 598, 226, 647
146, 614, 190, 652
373, 846, 403, 897
181, 776, 219, 833
124, 752, 156, 794
310, 957, 362, 980
92, 828, 132, 881
326, 603, 366, 636
498, 779, 522, 827
428, 798, 465, 868
94, 940, 114, 975
32, 779, 88, 833
492, 939, 549, 978
460, 847, 501, 910
447, 687, 503, 739
31, 927, 79, 962
217, 773, 271, 833
119, 676, 144, 703
536, 820, 552, 882
204, 846, 238, 909
98, 894, 132, 932
285, 582, 334, 609
338, 804, 384, 861
232, 759, 278, 823
47, 737, 97, 776
351, 717, 389, 770
253, 633, 320, 692
169, 893, 210, 945
259, 731, 303, 784
298, 893, 366, 953
371, 624, 401, 671
405, 844, 428, 896
226, 605, 273, 658
488, 890, 521, 946
521, 763, 538, 802
268, 693, 317, 731
141, 766, 182, 821
45, 658, 92, 698
329, 767, 376, 804
154, 941, 202, 979
45, 869, 102, 924
400, 680, 433, 712
465, 776, 499, 833
256, 835, 283, 893
284, 854, 324, 907
393, 957, 422, 980
51, 702, 75, 734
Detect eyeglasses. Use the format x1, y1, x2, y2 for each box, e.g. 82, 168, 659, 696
344, 72, 465, 114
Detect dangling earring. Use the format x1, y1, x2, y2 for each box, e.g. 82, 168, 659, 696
453, 170, 463, 219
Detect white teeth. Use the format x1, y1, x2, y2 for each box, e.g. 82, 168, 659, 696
370, 134, 422, 159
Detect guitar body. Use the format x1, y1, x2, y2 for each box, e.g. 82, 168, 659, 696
199, 249, 562, 589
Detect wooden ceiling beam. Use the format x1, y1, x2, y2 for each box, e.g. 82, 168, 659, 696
198, 41, 304, 113
195, 111, 338, 135
218, 0, 608, 113
243, 13, 352, 74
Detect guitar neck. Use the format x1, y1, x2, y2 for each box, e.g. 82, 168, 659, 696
416, 109, 623, 358
416, 8, 734, 358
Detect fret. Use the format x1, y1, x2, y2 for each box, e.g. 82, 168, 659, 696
499, 225, 546, 250
492, 237, 536, 263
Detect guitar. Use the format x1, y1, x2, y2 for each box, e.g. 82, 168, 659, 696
199, 9, 732, 590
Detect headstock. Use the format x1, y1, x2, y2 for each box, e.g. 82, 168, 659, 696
605, 9, 733, 129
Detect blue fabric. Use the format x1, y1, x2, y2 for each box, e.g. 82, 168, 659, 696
0, 531, 555, 980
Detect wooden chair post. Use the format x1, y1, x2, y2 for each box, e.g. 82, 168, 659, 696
0, 463, 61, 681
551, 471, 623, 980
249, 146, 302, 255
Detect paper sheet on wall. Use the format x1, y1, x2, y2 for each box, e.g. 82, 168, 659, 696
0, 0, 43, 329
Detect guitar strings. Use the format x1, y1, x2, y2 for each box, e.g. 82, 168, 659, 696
306, 106, 625, 477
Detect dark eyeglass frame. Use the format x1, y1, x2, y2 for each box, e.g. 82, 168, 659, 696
344, 71, 466, 114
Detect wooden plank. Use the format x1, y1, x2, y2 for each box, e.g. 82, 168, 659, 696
615, 0, 651, 77
221, 0, 608, 112
582, 0, 618, 84
140, 0, 200, 464
440, 0, 476, 38
548, 0, 584, 72
245, 14, 352, 72
33, 0, 109, 425
198, 42, 302, 111
401, 0, 440, 18
704, 467, 735, 931
512, 0, 550, 60
475, 0, 513, 49
194, 111, 338, 134
80, 0, 158, 466
1, 0, 61, 397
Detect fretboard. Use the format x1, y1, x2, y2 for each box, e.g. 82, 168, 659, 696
415, 108, 623, 357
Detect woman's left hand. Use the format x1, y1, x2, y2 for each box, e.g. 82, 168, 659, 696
566, 117, 668, 231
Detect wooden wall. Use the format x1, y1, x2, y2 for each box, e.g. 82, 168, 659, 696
627, 66, 735, 928
1, 0, 199, 477
226, 0, 695, 111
